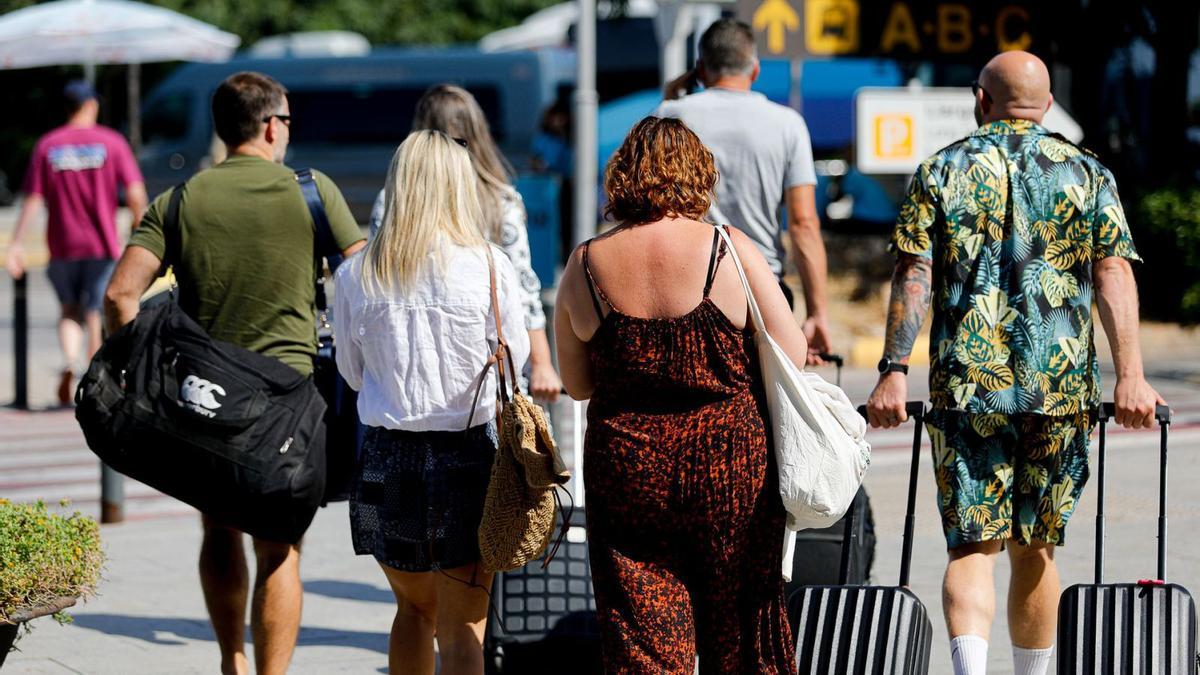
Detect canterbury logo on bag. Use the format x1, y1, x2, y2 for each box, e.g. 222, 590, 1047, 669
180, 375, 225, 418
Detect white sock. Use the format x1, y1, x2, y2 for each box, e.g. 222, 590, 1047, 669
950, 635, 989, 675
1013, 645, 1053, 675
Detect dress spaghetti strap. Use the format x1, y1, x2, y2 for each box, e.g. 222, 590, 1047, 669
702, 227, 728, 298
581, 241, 609, 321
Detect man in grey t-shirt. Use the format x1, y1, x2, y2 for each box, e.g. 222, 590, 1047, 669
655, 18, 831, 364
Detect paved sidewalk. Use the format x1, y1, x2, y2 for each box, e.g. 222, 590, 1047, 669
6, 377, 1200, 673
5, 203, 1200, 672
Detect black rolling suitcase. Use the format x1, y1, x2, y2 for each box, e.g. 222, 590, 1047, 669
788, 355, 877, 590
790, 401, 933, 674
1058, 403, 1197, 674
484, 399, 602, 674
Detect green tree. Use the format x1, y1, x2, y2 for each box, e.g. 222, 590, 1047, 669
0, 0, 560, 46
0, 0, 558, 197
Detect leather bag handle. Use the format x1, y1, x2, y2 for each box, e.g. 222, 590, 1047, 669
465, 246, 520, 429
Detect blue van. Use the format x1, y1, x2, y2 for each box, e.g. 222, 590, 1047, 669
138, 47, 575, 221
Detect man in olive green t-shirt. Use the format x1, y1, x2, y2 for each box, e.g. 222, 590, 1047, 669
104, 72, 364, 675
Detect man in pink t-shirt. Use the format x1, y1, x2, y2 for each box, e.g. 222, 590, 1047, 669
5, 81, 148, 405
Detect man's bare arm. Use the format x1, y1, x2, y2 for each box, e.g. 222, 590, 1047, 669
1094, 256, 1163, 428
784, 185, 828, 317
866, 254, 932, 428
103, 246, 162, 334
5, 194, 44, 279
884, 254, 933, 361
125, 182, 149, 230
785, 184, 832, 363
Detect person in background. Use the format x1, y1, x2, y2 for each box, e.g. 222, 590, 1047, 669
369, 84, 561, 402
866, 52, 1165, 675
104, 72, 365, 675
531, 95, 575, 263
336, 130, 530, 675
5, 80, 148, 405
555, 117, 803, 673
657, 18, 832, 365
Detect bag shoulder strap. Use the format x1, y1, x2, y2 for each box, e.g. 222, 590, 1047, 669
486, 246, 519, 399
295, 168, 342, 315
714, 225, 767, 334
295, 169, 343, 272
464, 246, 520, 429
163, 181, 187, 268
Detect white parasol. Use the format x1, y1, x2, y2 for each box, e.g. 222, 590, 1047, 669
0, 0, 239, 148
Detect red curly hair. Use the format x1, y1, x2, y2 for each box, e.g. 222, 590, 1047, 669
603, 117, 717, 225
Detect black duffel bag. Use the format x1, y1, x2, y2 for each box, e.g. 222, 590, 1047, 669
75, 300, 327, 543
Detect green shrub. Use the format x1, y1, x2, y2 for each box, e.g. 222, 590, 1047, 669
1136, 188, 1200, 323
0, 500, 104, 627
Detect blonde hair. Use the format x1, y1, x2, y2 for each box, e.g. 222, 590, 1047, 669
363, 130, 486, 292
413, 84, 516, 241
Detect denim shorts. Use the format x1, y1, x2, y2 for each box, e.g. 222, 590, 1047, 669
47, 258, 116, 312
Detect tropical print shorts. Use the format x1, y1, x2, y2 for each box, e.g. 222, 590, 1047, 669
926, 409, 1094, 549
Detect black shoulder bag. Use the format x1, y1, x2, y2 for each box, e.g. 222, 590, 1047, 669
74, 182, 329, 543
295, 168, 362, 505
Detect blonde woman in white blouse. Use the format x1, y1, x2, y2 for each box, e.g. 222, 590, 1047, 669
335, 130, 529, 675
369, 84, 562, 402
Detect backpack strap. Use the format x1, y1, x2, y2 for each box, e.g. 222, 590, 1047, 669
295, 169, 341, 268
163, 181, 186, 270
295, 169, 341, 313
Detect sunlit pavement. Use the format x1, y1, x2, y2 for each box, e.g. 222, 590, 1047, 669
4, 258, 1200, 673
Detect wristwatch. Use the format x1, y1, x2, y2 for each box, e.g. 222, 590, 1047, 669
877, 357, 909, 375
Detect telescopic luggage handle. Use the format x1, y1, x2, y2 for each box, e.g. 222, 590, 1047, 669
851, 401, 926, 587
818, 353, 844, 386
1093, 402, 1172, 584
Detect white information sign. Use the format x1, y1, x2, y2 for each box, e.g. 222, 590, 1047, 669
855, 87, 1084, 174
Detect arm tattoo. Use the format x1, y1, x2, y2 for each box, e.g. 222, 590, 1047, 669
883, 256, 933, 361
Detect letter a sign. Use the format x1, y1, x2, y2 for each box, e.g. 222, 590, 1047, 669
739, 0, 859, 58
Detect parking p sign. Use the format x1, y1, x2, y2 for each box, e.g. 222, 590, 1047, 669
874, 113, 913, 160
855, 86, 1083, 174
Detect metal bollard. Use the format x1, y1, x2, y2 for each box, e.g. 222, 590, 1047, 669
12, 274, 27, 410
96, 294, 125, 524
100, 464, 124, 523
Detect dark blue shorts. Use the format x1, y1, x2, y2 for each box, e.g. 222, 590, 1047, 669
47, 258, 116, 312
350, 424, 497, 572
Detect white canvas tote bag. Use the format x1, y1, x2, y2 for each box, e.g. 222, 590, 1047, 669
715, 226, 870, 578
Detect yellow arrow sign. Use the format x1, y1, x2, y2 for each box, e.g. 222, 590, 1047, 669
752, 0, 800, 55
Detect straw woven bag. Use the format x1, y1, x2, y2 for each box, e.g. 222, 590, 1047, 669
474, 248, 570, 572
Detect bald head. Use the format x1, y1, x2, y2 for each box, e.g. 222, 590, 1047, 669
976, 51, 1052, 125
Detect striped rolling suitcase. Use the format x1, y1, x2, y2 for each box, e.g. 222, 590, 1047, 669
484, 399, 602, 674
790, 401, 933, 675
1058, 403, 1197, 674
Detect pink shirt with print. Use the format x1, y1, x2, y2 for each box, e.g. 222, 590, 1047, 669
23, 124, 143, 261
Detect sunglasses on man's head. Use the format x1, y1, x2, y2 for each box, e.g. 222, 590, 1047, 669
262, 114, 291, 125
970, 80, 991, 100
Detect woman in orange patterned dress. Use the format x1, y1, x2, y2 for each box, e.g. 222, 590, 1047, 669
554, 117, 810, 673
